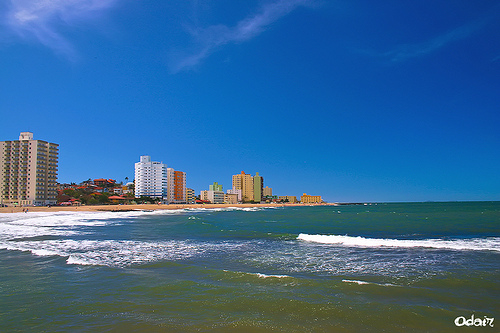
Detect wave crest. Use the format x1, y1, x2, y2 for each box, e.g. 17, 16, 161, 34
297, 233, 500, 252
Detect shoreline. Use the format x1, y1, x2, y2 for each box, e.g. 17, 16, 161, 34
0, 202, 336, 214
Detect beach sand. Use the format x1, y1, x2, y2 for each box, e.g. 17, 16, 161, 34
0, 203, 335, 214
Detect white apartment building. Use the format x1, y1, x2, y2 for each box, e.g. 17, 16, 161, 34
134, 156, 167, 199
0, 132, 59, 206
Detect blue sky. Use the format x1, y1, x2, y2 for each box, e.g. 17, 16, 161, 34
1, 0, 499, 202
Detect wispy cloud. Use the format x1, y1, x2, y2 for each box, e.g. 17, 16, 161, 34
170, 0, 313, 73
368, 20, 487, 63
3, 0, 118, 60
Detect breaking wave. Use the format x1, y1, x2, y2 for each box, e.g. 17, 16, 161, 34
0, 209, 265, 267
297, 234, 500, 252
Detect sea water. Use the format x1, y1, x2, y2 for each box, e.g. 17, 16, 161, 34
0, 202, 498, 332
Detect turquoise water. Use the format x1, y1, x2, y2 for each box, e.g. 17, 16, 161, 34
0, 202, 498, 332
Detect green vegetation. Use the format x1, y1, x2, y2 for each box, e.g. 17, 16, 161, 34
58, 188, 109, 205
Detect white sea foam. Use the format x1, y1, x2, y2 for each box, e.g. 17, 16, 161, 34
254, 273, 292, 279
1, 238, 208, 267
223, 270, 292, 279
297, 234, 500, 252
184, 206, 277, 213
31, 248, 60, 256
0, 208, 273, 267
342, 279, 370, 285
0, 210, 212, 267
0, 211, 123, 241
342, 279, 399, 287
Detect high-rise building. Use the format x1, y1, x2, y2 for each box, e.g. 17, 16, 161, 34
232, 171, 254, 202
135, 156, 187, 203
0, 132, 59, 206
185, 188, 195, 204
164, 168, 187, 204
209, 182, 223, 192
134, 156, 167, 199
253, 172, 263, 202
172, 170, 186, 203
166, 167, 174, 202
263, 186, 272, 197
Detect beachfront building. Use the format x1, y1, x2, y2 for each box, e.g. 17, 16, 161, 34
263, 186, 272, 197
165, 168, 174, 202
224, 193, 239, 204
227, 188, 242, 202
232, 171, 254, 202
0, 132, 59, 206
200, 189, 224, 204
185, 188, 195, 204
201, 182, 224, 204
253, 172, 263, 202
262, 186, 274, 202
134, 156, 167, 200
172, 170, 186, 203
163, 168, 187, 204
279, 196, 298, 203
301, 193, 323, 204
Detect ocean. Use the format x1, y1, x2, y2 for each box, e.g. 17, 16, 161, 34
0, 202, 498, 332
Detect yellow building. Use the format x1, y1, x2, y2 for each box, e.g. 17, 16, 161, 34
300, 193, 323, 204
278, 196, 297, 203
263, 186, 272, 197
185, 188, 195, 204
232, 171, 254, 202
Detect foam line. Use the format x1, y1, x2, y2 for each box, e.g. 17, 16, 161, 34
342, 279, 398, 287
297, 234, 500, 252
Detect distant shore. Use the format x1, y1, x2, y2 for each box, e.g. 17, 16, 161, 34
0, 202, 337, 214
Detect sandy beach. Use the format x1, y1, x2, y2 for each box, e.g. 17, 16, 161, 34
0, 202, 335, 214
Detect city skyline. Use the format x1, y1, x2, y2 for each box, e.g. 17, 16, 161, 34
1, 1, 499, 202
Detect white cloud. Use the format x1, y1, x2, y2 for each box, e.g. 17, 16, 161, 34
369, 20, 487, 63
4, 0, 118, 59
170, 0, 313, 73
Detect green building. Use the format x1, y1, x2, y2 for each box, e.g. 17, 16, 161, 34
253, 172, 263, 203
209, 182, 223, 192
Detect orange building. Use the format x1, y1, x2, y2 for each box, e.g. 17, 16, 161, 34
173, 171, 186, 203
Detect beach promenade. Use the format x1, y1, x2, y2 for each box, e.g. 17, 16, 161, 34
0, 202, 335, 214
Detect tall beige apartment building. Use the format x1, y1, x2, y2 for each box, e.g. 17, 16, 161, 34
0, 132, 59, 206
263, 186, 272, 197
232, 171, 254, 202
